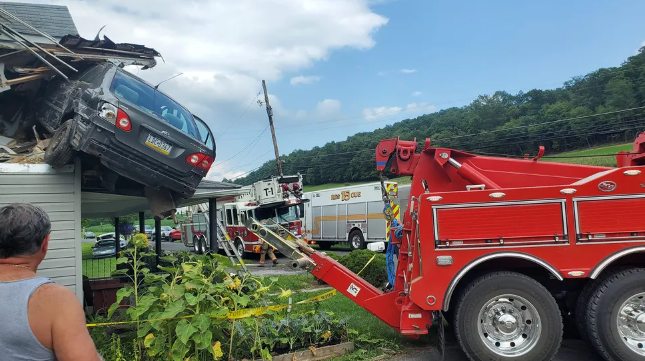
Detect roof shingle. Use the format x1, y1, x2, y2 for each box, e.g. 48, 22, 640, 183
0, 1, 78, 38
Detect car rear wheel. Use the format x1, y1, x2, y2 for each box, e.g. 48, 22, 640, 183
586, 268, 645, 361
349, 230, 365, 251
454, 271, 562, 361
44, 119, 76, 167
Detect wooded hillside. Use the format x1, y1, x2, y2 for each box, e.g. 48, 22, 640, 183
229, 48, 645, 186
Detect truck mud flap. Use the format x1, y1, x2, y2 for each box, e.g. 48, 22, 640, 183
434, 311, 445, 361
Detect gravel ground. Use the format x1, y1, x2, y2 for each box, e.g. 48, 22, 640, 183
388, 336, 603, 361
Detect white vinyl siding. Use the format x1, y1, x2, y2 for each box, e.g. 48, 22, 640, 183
0, 164, 82, 299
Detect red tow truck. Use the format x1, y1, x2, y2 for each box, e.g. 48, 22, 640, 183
281, 134, 645, 361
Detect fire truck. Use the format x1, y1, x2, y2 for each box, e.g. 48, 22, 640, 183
249, 134, 645, 361
181, 174, 304, 256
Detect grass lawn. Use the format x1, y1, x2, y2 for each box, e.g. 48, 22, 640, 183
86, 218, 180, 235
81, 243, 117, 278
541, 143, 633, 167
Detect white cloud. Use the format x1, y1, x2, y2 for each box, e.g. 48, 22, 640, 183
362, 102, 436, 120
295, 109, 308, 119
362, 106, 402, 119
400, 68, 417, 74
206, 164, 246, 182
27, 0, 388, 131
377, 71, 386, 76
290, 75, 321, 86
315, 99, 341, 117
412, 91, 422, 96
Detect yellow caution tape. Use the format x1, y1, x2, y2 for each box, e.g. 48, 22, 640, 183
356, 254, 376, 276
86, 290, 338, 327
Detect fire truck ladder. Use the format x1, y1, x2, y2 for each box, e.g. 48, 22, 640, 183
193, 203, 249, 274
244, 218, 316, 269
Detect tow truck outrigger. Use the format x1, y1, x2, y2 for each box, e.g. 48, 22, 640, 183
247, 133, 645, 361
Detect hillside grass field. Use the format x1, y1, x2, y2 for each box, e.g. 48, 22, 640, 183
303, 143, 633, 192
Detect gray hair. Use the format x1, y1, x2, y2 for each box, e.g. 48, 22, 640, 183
0, 203, 51, 258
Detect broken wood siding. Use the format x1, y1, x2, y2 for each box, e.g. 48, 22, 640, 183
0, 163, 82, 301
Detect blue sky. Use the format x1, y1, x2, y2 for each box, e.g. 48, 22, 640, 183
213, 0, 645, 179
41, 0, 645, 180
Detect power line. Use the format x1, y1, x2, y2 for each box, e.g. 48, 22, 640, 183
220, 66, 641, 137
432, 106, 645, 143
215, 90, 261, 140
213, 125, 269, 167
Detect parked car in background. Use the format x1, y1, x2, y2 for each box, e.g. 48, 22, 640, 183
92, 239, 117, 258
151, 226, 174, 242
35, 62, 216, 219
169, 228, 182, 242
135, 225, 154, 238
84, 231, 96, 239
96, 232, 127, 249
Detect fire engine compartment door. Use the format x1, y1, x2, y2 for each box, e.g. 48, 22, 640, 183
575, 195, 645, 241
434, 200, 567, 246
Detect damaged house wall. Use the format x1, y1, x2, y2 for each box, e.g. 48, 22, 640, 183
0, 162, 83, 301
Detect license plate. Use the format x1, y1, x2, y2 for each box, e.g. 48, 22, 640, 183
145, 133, 172, 155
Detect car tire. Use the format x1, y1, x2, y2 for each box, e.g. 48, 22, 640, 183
44, 119, 76, 168
349, 230, 365, 251
454, 271, 563, 361
586, 268, 645, 361
318, 242, 334, 251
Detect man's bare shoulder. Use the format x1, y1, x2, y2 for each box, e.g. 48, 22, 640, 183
33, 282, 80, 306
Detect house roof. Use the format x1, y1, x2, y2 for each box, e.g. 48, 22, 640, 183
0, 1, 78, 38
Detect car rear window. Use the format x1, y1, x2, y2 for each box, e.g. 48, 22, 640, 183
110, 70, 201, 140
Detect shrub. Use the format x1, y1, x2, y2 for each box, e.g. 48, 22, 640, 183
336, 250, 387, 289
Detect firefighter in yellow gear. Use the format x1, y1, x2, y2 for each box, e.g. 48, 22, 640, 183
259, 240, 278, 266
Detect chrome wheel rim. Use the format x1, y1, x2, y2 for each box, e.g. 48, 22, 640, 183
237, 243, 244, 257
617, 292, 645, 356
193, 237, 198, 253
477, 294, 541, 357
351, 235, 361, 249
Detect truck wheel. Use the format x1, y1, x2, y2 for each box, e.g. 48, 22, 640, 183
349, 231, 365, 251
586, 268, 645, 361
234, 240, 245, 259
193, 235, 203, 254
454, 271, 562, 361
44, 119, 76, 167
318, 242, 333, 250
199, 235, 208, 252
575, 267, 627, 346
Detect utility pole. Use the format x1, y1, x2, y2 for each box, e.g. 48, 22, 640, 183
262, 80, 283, 176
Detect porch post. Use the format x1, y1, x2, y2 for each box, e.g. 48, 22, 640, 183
155, 217, 162, 266
139, 212, 145, 236
209, 198, 217, 252
114, 217, 120, 258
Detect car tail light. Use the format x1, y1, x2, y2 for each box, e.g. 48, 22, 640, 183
186, 153, 213, 170
98, 103, 118, 123
186, 153, 205, 165
116, 109, 131, 131
199, 155, 213, 170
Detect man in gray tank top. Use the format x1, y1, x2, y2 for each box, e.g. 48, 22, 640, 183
0, 203, 102, 361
